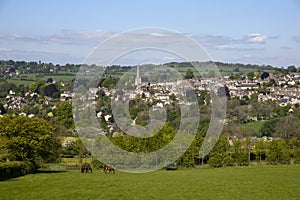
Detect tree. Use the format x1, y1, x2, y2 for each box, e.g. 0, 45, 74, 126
29, 80, 45, 94
46, 77, 53, 83
44, 84, 60, 98
169, 93, 177, 101
274, 115, 300, 139
255, 140, 266, 162
266, 79, 276, 87
233, 67, 239, 72
261, 72, 270, 80
184, 69, 194, 79
232, 140, 248, 165
0, 80, 16, 98
247, 72, 256, 80
54, 102, 74, 130
0, 115, 59, 170
260, 119, 278, 137
287, 65, 297, 73
267, 139, 291, 164
207, 136, 233, 167
100, 78, 117, 89
0, 102, 6, 115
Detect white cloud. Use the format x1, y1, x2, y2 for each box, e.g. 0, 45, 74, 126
0, 30, 285, 65
191, 34, 237, 47
150, 32, 167, 37
214, 45, 264, 51
0, 30, 114, 46
0, 34, 39, 43
244, 33, 268, 44
0, 31, 272, 49
0, 48, 80, 64
0, 47, 11, 51
214, 45, 230, 50
46, 30, 113, 45
161, 56, 176, 61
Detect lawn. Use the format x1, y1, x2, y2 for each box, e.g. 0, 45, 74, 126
239, 120, 266, 133
0, 165, 299, 200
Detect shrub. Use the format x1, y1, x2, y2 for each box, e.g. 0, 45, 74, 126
91, 159, 104, 170
0, 161, 32, 181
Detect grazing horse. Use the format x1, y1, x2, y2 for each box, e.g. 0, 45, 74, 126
81, 163, 93, 173
103, 165, 115, 174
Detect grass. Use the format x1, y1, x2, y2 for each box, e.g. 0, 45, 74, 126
239, 120, 266, 132
40, 75, 75, 82
7, 66, 276, 86
60, 157, 93, 164
7, 79, 33, 86
0, 165, 299, 200
7, 72, 76, 86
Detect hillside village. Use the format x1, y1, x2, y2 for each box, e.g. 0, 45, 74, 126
0, 62, 300, 126
0, 60, 300, 169
1, 63, 299, 119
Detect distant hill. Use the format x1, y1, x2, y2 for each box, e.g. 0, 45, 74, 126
0, 59, 287, 85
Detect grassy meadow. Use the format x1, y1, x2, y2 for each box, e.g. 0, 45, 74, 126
0, 165, 299, 200
7, 73, 76, 86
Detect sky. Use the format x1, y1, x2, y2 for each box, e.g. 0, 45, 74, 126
0, 0, 299, 67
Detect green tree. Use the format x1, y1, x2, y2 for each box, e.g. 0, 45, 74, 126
207, 136, 232, 167
287, 65, 297, 73
274, 115, 300, 139
267, 139, 291, 164
232, 140, 249, 165
0, 115, 59, 170
260, 119, 278, 137
100, 78, 117, 89
169, 93, 177, 101
54, 102, 74, 130
260, 72, 270, 80
247, 71, 256, 80
29, 80, 45, 94
255, 140, 266, 162
184, 69, 194, 79
0, 80, 16, 98
287, 137, 300, 164
141, 92, 146, 99
233, 67, 240, 72
0, 102, 6, 115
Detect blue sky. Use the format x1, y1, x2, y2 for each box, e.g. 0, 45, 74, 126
0, 0, 299, 67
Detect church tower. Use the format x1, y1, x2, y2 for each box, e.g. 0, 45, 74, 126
135, 65, 142, 86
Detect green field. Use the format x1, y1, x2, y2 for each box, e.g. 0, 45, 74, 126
7, 72, 76, 86
0, 165, 299, 200
239, 120, 266, 132
6, 64, 276, 86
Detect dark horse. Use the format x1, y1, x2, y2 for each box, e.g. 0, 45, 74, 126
103, 165, 115, 174
81, 163, 93, 173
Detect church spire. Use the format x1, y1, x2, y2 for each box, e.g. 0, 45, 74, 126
135, 65, 142, 86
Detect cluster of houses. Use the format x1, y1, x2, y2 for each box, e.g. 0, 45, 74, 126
224, 73, 300, 106
1, 68, 299, 119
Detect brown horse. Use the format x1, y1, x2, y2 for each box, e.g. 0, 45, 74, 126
103, 165, 115, 174
81, 163, 93, 173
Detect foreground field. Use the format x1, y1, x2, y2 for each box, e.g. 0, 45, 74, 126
0, 165, 299, 200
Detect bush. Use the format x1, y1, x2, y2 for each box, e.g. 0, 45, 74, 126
267, 140, 291, 164
91, 159, 104, 170
0, 161, 32, 181
207, 156, 222, 168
